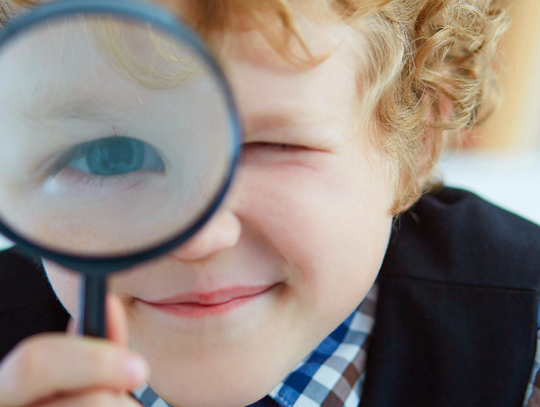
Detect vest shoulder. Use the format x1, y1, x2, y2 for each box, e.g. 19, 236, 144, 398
0, 248, 69, 360
0, 247, 55, 312
381, 187, 540, 290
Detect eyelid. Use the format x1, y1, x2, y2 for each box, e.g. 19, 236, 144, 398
49, 143, 92, 177
35, 136, 112, 179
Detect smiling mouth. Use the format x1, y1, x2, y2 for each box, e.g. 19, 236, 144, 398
136, 284, 278, 318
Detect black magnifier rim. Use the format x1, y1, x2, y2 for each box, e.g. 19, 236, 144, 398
0, 0, 242, 275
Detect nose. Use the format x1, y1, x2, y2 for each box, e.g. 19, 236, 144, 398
168, 209, 242, 261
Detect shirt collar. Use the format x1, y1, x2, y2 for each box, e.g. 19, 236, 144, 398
132, 284, 378, 407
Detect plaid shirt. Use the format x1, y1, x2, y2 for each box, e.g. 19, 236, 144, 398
132, 283, 539, 407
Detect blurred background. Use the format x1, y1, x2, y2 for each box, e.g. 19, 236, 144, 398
439, 0, 540, 225
0, 0, 539, 251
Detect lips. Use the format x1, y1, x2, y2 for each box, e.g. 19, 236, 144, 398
136, 284, 277, 318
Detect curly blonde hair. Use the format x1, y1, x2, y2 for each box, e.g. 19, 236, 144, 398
0, 0, 511, 214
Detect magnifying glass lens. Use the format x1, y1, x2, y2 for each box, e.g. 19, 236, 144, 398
0, 13, 233, 257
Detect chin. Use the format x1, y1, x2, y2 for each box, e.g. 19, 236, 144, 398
132, 326, 312, 407
146, 362, 286, 407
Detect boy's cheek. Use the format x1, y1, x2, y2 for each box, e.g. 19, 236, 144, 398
42, 259, 82, 317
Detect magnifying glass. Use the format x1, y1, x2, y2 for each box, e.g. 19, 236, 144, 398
0, 0, 242, 337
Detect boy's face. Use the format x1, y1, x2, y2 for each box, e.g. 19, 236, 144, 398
42, 11, 394, 407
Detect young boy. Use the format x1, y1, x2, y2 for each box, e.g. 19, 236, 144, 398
1, 0, 539, 407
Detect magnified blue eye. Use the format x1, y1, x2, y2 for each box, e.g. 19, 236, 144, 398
52, 136, 165, 177
87, 137, 144, 175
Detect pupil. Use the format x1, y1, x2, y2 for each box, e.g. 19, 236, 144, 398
87, 137, 144, 176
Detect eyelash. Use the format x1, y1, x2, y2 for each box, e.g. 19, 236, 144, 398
58, 140, 300, 164
243, 142, 304, 152
49, 141, 300, 179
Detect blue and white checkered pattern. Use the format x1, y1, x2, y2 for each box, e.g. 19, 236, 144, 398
259, 285, 377, 407
132, 385, 173, 407
133, 284, 378, 407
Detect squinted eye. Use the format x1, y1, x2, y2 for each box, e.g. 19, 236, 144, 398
243, 142, 305, 152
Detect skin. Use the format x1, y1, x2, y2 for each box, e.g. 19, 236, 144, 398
1, 6, 396, 407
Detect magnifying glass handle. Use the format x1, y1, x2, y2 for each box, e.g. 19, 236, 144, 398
78, 274, 107, 337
